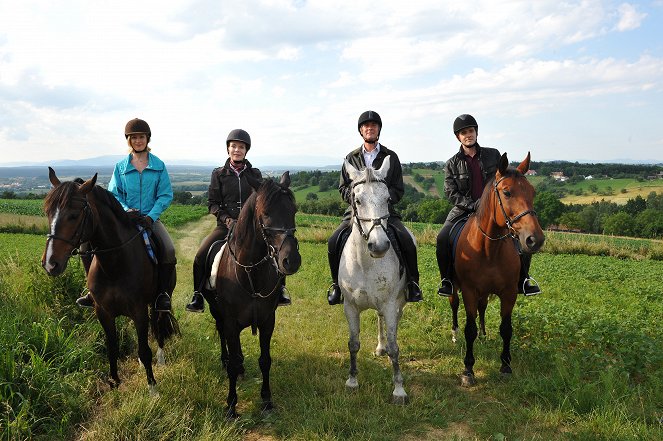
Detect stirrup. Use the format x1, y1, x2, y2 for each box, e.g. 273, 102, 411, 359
76, 288, 94, 309
522, 277, 542, 296
278, 286, 292, 306
326, 283, 342, 305
437, 279, 454, 297
406, 281, 423, 302
155, 292, 172, 312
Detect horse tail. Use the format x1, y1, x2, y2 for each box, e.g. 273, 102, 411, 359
149, 307, 181, 343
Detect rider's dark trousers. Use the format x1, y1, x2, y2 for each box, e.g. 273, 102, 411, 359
436, 221, 454, 281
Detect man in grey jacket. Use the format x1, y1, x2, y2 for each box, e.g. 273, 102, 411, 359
436, 114, 541, 296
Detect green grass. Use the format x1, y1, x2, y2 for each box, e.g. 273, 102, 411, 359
2, 219, 662, 439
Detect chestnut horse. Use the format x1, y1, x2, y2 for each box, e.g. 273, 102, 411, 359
41, 168, 178, 394
442, 153, 544, 387
202, 173, 301, 418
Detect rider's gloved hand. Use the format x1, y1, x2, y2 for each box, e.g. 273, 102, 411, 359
140, 216, 154, 230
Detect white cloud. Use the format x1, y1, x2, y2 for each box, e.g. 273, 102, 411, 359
614, 3, 647, 31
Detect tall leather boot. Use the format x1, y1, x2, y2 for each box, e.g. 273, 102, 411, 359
155, 263, 175, 312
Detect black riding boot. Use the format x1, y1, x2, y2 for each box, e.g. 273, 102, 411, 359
76, 288, 94, 308
278, 281, 291, 306
186, 291, 205, 312
436, 224, 454, 297
326, 249, 342, 305
389, 222, 423, 303
518, 253, 541, 296
155, 263, 174, 312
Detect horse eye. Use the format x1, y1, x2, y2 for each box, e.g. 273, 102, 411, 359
503, 190, 511, 198
355, 198, 361, 205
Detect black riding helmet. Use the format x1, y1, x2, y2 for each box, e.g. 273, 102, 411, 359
226, 129, 251, 151
125, 118, 151, 142
357, 110, 382, 133
453, 114, 478, 135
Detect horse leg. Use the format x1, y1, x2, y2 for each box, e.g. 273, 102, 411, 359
375, 313, 387, 356
344, 304, 361, 390
478, 297, 488, 338
223, 325, 242, 418
135, 309, 157, 394
96, 310, 121, 388
461, 306, 479, 387
499, 298, 515, 376
384, 306, 407, 404
258, 316, 275, 413
450, 292, 460, 343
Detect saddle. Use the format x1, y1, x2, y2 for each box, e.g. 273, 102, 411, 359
204, 239, 227, 290
449, 215, 470, 267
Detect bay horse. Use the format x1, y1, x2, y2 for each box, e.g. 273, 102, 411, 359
41, 167, 178, 394
442, 152, 545, 387
339, 156, 410, 404
203, 172, 300, 418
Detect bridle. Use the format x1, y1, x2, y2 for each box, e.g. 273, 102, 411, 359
351, 178, 390, 241
478, 174, 538, 241
46, 194, 144, 257
228, 216, 298, 298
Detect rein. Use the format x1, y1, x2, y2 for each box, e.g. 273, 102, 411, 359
477, 174, 537, 241
46, 195, 144, 256
351, 178, 390, 241
227, 220, 297, 299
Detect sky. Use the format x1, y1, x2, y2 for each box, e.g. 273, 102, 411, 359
1, 0, 662, 167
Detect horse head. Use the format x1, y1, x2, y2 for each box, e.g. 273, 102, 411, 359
255, 171, 301, 275
42, 167, 97, 276
491, 152, 545, 254
345, 156, 392, 258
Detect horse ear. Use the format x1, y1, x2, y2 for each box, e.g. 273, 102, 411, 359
498, 153, 509, 175
344, 160, 361, 181
78, 173, 98, 194
517, 152, 531, 174
376, 155, 391, 180
279, 171, 291, 188
48, 167, 61, 187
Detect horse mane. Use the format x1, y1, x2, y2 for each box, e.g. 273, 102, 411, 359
43, 178, 133, 228
232, 178, 296, 243
362, 166, 382, 183
475, 167, 523, 220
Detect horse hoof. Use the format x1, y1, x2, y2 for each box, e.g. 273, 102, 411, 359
500, 366, 513, 377
148, 385, 159, 397
345, 378, 359, 391
374, 347, 387, 357
225, 407, 239, 420
261, 401, 274, 414
460, 373, 476, 387
392, 393, 409, 405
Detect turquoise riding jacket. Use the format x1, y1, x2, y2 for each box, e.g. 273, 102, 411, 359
108, 152, 173, 221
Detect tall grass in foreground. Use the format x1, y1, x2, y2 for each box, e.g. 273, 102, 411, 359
1, 216, 662, 439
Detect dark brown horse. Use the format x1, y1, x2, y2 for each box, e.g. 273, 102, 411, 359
201, 172, 301, 418
442, 153, 545, 387
41, 167, 178, 394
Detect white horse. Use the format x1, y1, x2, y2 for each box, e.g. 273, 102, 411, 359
338, 156, 410, 404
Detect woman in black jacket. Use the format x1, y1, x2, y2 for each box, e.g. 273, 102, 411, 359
186, 129, 290, 312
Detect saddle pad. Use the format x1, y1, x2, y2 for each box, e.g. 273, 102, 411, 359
207, 242, 227, 290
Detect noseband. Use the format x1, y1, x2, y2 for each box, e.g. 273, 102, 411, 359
479, 174, 538, 241
351, 178, 390, 241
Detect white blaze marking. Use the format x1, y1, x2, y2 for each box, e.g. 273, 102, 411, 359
43, 208, 60, 271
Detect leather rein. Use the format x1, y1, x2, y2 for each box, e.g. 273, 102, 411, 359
227, 219, 297, 299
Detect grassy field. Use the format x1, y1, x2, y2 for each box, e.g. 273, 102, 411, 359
1, 212, 662, 440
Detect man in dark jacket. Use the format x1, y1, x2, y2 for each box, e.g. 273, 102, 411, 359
436, 114, 541, 296
326, 110, 423, 305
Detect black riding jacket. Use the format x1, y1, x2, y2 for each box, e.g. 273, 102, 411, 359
338, 144, 405, 218
208, 158, 263, 227
443, 143, 501, 223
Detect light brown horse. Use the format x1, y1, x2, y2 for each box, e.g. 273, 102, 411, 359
41, 167, 178, 394
444, 152, 544, 387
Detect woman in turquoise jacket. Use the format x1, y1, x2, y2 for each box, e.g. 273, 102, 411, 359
76, 118, 176, 311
